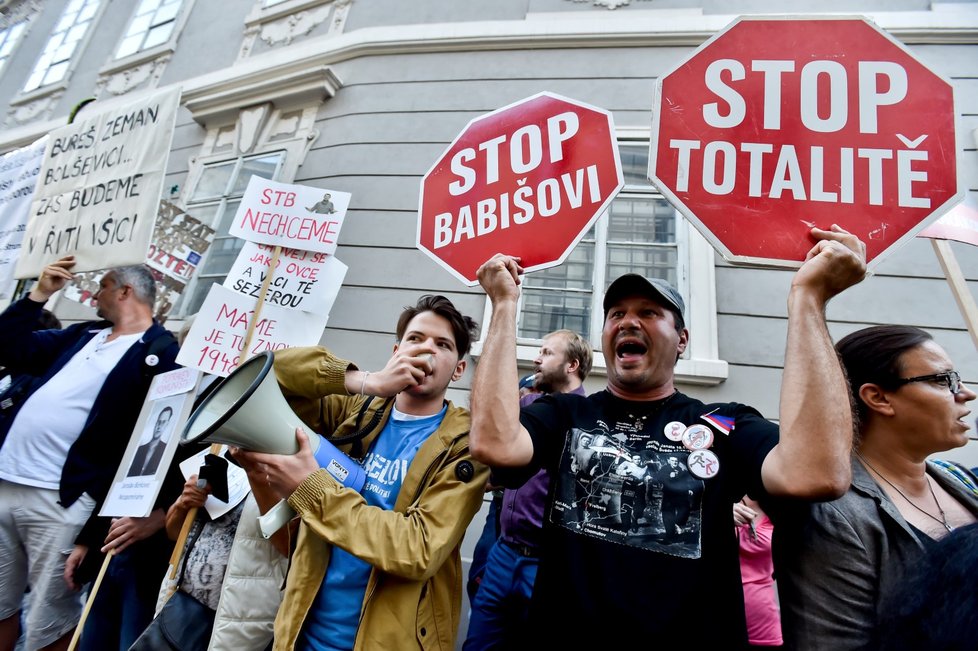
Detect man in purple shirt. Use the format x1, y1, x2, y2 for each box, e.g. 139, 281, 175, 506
464, 329, 592, 650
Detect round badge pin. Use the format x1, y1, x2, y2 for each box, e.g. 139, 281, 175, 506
664, 421, 686, 441
682, 424, 714, 451
145, 354, 159, 367
687, 449, 720, 479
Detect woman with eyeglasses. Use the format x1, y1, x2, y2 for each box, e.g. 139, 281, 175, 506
771, 325, 978, 651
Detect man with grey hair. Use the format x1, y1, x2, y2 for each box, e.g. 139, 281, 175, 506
0, 255, 178, 651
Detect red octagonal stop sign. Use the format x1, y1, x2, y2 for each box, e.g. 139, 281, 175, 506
418, 92, 624, 285
650, 16, 963, 268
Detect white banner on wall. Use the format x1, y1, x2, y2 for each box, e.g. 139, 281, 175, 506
15, 86, 182, 278
0, 137, 47, 299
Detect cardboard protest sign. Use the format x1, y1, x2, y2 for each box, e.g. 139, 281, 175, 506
146, 200, 217, 283
224, 242, 347, 315
15, 86, 181, 278
176, 283, 329, 377
0, 137, 47, 299
62, 200, 215, 321
228, 177, 350, 255
101, 367, 199, 518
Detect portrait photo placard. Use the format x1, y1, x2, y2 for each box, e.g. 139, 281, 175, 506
100, 367, 200, 518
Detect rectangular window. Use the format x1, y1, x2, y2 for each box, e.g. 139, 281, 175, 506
115, 0, 184, 59
178, 152, 285, 315
23, 0, 101, 92
0, 21, 26, 75
517, 143, 682, 350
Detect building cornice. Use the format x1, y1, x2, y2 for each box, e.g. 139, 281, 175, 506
2, 6, 977, 149
178, 7, 978, 103
182, 64, 342, 127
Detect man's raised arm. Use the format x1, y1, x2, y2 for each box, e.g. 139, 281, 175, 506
470, 255, 535, 468
762, 225, 867, 499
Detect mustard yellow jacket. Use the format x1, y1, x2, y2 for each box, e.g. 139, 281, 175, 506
271, 346, 489, 650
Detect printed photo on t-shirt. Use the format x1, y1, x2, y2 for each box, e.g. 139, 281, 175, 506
551, 426, 705, 559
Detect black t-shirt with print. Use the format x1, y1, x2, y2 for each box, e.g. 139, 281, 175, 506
498, 390, 778, 647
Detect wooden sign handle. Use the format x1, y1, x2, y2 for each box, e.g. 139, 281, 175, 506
238, 245, 282, 366
932, 238, 978, 350
67, 549, 116, 651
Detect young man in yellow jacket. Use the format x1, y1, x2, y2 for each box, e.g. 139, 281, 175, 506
233, 295, 488, 650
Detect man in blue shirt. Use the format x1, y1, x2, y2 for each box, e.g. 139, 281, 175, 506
232, 295, 490, 651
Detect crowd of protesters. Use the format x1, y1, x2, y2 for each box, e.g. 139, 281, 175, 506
1, 233, 976, 651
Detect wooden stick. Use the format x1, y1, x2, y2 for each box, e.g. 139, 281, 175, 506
932, 238, 978, 350
237, 245, 281, 366
166, 505, 197, 581
67, 549, 116, 651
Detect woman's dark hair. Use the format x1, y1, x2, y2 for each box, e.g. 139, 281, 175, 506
835, 325, 933, 425
395, 295, 478, 359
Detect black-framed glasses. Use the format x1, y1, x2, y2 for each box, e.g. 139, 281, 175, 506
895, 371, 962, 395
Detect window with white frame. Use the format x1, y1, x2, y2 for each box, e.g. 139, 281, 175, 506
23, 0, 101, 92
0, 21, 27, 75
518, 142, 683, 343
178, 152, 285, 314
115, 0, 184, 59
481, 138, 727, 386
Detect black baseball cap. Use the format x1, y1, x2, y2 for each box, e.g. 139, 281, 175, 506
602, 274, 686, 328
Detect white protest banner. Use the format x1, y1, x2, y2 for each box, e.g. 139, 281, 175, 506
229, 177, 350, 255
101, 367, 200, 518
61, 200, 215, 322
176, 283, 329, 377
224, 241, 347, 315
0, 137, 47, 299
15, 86, 182, 278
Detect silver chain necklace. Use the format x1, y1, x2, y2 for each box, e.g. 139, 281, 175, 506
857, 452, 952, 532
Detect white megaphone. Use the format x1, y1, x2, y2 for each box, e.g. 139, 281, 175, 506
181, 350, 366, 538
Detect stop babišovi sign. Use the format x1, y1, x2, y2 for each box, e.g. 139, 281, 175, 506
418, 92, 624, 285
649, 15, 963, 268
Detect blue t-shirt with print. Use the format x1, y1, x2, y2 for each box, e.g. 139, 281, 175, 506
300, 405, 447, 651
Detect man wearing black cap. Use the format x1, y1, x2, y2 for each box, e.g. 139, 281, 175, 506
469, 226, 866, 648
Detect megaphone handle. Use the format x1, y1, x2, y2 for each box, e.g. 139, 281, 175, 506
258, 498, 296, 539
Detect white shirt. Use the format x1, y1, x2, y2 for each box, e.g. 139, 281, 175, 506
0, 329, 143, 489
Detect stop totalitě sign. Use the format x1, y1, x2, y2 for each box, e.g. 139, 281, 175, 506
418, 92, 624, 285
649, 15, 963, 268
